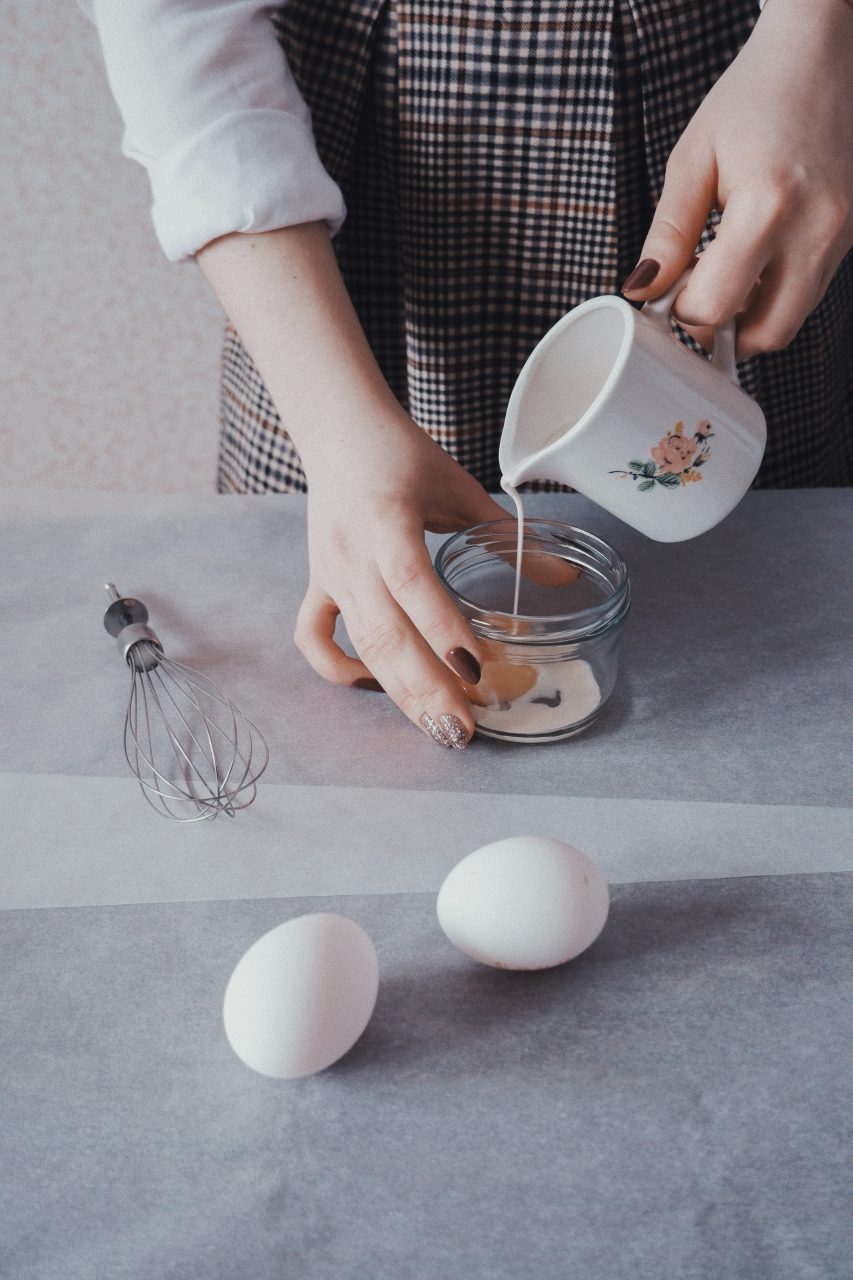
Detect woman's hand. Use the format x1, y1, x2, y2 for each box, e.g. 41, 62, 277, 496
295, 411, 507, 748
198, 222, 514, 749
622, 0, 853, 359
199, 222, 571, 749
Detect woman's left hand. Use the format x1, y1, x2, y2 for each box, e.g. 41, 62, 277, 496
622, 0, 853, 359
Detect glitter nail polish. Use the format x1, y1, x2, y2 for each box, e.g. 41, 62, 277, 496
421, 713, 453, 747
439, 714, 470, 750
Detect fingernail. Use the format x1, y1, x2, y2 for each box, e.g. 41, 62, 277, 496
447, 647, 481, 684
440, 714, 470, 750
353, 677, 384, 692
421, 713, 453, 747
622, 258, 660, 293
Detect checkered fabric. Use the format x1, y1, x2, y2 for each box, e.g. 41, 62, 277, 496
217, 0, 853, 495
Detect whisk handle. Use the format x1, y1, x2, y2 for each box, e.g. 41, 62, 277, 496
103, 588, 162, 670
104, 590, 149, 637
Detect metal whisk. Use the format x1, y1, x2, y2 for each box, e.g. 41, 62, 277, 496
103, 584, 269, 821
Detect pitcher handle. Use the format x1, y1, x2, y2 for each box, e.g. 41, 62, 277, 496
642, 267, 739, 383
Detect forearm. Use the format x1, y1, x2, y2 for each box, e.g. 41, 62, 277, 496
738, 0, 853, 172
196, 223, 407, 476
758, 0, 853, 38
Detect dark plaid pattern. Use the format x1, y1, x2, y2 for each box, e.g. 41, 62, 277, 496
217, 0, 853, 495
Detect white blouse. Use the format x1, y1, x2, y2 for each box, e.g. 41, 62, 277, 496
79, 1, 347, 261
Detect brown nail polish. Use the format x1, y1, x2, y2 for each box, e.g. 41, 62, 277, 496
622, 258, 660, 293
353, 677, 384, 692
447, 647, 481, 685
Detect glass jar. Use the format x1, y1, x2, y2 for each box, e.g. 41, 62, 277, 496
434, 518, 630, 744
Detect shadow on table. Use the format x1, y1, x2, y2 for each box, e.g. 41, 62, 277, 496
121, 588, 272, 695
334, 879, 758, 1078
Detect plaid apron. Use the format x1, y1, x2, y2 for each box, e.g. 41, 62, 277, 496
217, 0, 853, 494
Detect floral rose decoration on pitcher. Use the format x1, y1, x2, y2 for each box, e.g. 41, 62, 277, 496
610, 420, 714, 490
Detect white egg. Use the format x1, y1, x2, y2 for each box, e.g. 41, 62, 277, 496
437, 836, 609, 970
223, 913, 379, 1079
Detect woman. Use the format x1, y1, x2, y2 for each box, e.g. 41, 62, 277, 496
85, 0, 853, 748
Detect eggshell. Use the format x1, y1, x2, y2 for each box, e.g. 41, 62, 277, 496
223, 914, 379, 1079
437, 836, 609, 970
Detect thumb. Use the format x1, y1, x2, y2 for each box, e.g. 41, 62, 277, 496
622, 141, 717, 300
459, 482, 581, 589
459, 475, 514, 527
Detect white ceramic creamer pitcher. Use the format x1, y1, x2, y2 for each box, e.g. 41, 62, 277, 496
499, 270, 767, 542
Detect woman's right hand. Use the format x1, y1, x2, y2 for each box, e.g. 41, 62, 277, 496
196, 221, 511, 747
295, 408, 508, 749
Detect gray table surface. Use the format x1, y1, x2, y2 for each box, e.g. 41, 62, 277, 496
1, 485, 851, 1280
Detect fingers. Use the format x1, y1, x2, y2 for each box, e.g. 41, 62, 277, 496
448, 483, 579, 588
297, 569, 477, 749
342, 579, 475, 749
735, 185, 851, 355
424, 481, 507, 535
628, 170, 850, 357
667, 193, 770, 355
431, 475, 580, 591
622, 138, 716, 300
671, 190, 773, 331
467, 520, 582, 590
684, 194, 847, 359
461, 484, 513, 530
294, 585, 381, 691
735, 253, 828, 360
378, 529, 483, 685
678, 275, 763, 354
804, 237, 850, 326
519, 544, 583, 589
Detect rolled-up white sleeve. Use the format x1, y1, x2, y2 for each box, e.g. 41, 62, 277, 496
80, 0, 347, 261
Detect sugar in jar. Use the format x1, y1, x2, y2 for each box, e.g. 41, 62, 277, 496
434, 519, 630, 743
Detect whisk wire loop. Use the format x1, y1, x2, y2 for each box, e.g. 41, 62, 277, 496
164, 655, 269, 800
106, 588, 269, 821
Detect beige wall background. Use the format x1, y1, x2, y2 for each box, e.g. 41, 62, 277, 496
1, 1, 224, 493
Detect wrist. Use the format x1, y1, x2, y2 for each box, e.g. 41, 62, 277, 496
752, 0, 853, 69
198, 222, 411, 471
297, 402, 419, 482
759, 0, 853, 21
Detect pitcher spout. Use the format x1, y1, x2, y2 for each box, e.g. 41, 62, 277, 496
499, 425, 578, 490
499, 380, 579, 488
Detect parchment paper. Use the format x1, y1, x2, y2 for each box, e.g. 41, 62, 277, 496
2, 487, 851, 807
1, 876, 850, 1280
1, 770, 851, 910
1, 486, 850, 1280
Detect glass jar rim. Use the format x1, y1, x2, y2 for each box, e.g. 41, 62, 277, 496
434, 517, 630, 640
